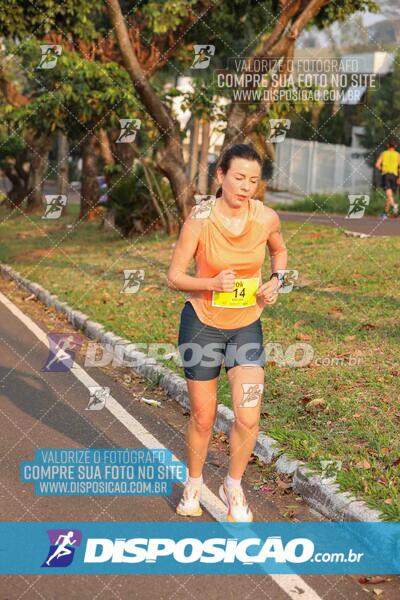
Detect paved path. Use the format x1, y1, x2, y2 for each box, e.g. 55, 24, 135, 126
277, 211, 400, 236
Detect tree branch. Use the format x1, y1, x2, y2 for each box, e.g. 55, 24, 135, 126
255, 0, 302, 56
0, 74, 29, 107
107, 0, 178, 138
222, 0, 331, 149
272, 0, 330, 55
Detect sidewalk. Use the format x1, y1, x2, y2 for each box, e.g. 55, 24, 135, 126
277, 210, 400, 237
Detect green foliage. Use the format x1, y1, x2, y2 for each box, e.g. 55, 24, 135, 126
3, 40, 141, 141
0, 0, 378, 51
185, 0, 276, 58
179, 78, 226, 120
107, 163, 160, 236
0, 130, 26, 177
0, 131, 25, 161
165, 0, 379, 71
0, 0, 383, 140
273, 190, 388, 215
142, 0, 198, 34
314, 0, 379, 28
0, 0, 102, 40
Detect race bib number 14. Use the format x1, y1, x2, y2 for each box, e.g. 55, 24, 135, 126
212, 278, 259, 308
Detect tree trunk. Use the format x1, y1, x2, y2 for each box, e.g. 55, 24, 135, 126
189, 117, 200, 184
142, 162, 167, 232
155, 142, 194, 220
222, 103, 248, 149
97, 129, 116, 231
3, 156, 29, 210
98, 128, 114, 166
112, 140, 136, 174
147, 164, 176, 235
102, 207, 116, 231
107, 0, 193, 221
57, 130, 69, 196
198, 120, 210, 194
80, 135, 99, 219
26, 137, 52, 212
311, 105, 322, 129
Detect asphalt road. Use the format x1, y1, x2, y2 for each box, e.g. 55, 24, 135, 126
0, 277, 398, 599
277, 211, 400, 236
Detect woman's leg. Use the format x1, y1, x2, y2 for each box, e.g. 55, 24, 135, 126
226, 365, 264, 479
185, 377, 218, 477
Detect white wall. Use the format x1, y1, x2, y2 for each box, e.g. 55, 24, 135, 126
270, 138, 372, 194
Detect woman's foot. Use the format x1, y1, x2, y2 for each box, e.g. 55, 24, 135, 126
176, 480, 203, 517
219, 477, 253, 522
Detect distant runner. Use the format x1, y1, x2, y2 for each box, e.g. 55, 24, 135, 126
375, 139, 400, 219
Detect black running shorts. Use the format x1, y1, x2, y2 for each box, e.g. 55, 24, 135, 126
178, 301, 266, 381
382, 173, 397, 192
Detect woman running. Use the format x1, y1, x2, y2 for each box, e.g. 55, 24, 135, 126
167, 144, 288, 522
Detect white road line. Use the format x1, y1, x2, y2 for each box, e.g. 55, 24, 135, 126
0, 290, 323, 599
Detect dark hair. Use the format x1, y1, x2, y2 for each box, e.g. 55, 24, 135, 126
215, 144, 262, 197
387, 139, 397, 149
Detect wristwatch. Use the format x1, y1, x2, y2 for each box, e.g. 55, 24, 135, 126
269, 271, 285, 289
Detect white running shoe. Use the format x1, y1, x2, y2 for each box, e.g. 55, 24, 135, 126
219, 478, 253, 522
176, 481, 203, 517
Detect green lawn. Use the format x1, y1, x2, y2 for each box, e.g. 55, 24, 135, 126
273, 190, 393, 215
1, 204, 399, 520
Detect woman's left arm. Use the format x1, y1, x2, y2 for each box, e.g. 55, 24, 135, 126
256, 208, 288, 306
267, 208, 288, 273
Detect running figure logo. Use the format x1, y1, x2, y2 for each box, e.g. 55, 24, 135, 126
320, 460, 343, 479
240, 383, 264, 408
121, 269, 145, 294
116, 119, 141, 143
275, 269, 298, 293
190, 45, 215, 69
86, 386, 110, 410
37, 45, 62, 69
42, 195, 67, 219
42, 333, 83, 372
266, 119, 291, 143
42, 529, 82, 567
192, 195, 216, 219
346, 194, 370, 219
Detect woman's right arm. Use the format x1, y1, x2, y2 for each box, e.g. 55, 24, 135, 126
167, 207, 214, 293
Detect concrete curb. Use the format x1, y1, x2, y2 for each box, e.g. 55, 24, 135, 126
0, 263, 383, 522
344, 230, 371, 239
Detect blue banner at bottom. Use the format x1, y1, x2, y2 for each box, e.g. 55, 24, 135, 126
1, 522, 399, 574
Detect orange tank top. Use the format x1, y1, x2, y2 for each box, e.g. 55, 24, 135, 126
186, 197, 268, 329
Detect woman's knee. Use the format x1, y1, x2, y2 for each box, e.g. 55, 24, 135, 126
190, 408, 216, 434
186, 377, 218, 434
234, 413, 259, 434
